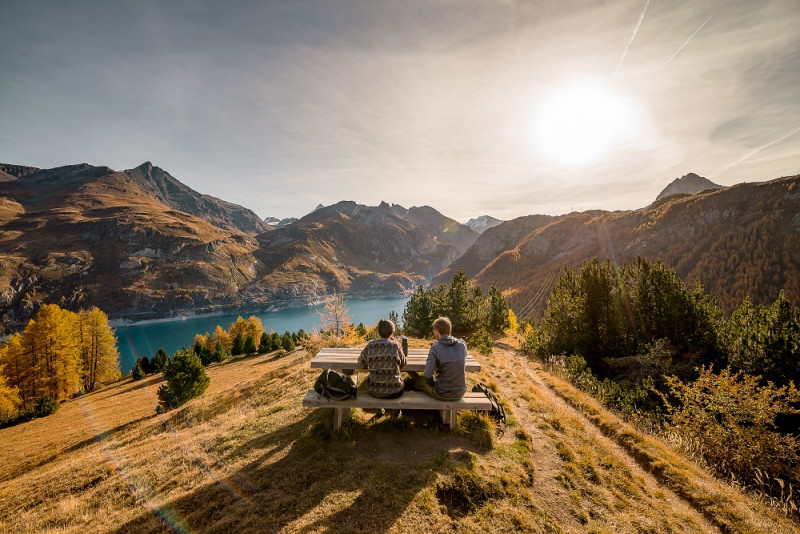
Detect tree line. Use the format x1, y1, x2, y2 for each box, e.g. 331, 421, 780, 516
402, 269, 515, 339
0, 305, 120, 424
521, 256, 800, 502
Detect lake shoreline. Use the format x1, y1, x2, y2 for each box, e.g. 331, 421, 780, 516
113, 294, 411, 371
108, 291, 411, 328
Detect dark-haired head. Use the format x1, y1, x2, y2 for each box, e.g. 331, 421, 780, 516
377, 318, 395, 339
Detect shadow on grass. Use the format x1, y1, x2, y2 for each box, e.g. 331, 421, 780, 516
112, 409, 479, 533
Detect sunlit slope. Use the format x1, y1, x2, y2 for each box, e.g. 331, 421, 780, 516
0, 342, 795, 533
471, 174, 800, 317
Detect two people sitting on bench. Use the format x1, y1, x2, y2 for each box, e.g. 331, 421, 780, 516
408, 316, 467, 401
358, 315, 467, 402
357, 318, 407, 399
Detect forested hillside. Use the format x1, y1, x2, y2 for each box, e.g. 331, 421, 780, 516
466, 175, 800, 317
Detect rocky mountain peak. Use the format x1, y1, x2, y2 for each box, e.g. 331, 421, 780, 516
465, 215, 503, 234
656, 173, 723, 201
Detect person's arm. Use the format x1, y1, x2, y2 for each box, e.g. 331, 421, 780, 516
423, 346, 437, 387
358, 345, 368, 370
397, 341, 406, 368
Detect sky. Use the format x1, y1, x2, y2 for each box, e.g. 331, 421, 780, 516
1, 0, 799, 222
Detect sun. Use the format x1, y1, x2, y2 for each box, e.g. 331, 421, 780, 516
533, 80, 639, 167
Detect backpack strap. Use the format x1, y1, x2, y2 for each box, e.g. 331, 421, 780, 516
472, 382, 506, 425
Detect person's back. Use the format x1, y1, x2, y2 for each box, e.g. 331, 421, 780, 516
358, 319, 406, 398
426, 333, 467, 400
409, 316, 466, 401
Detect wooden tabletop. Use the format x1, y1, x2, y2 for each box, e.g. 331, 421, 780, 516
311, 347, 481, 372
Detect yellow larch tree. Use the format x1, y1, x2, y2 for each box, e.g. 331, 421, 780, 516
228, 316, 265, 345
22, 304, 81, 401
211, 325, 231, 351
78, 307, 120, 391
0, 345, 22, 420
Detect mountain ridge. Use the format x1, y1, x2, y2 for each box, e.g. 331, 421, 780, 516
470, 175, 799, 317
0, 163, 478, 332
656, 172, 723, 201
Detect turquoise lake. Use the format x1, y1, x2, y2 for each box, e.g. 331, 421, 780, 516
114, 296, 409, 371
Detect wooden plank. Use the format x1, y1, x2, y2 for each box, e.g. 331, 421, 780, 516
302, 390, 492, 411
311, 352, 481, 372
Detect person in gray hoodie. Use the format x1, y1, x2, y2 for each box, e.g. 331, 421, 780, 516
407, 316, 466, 400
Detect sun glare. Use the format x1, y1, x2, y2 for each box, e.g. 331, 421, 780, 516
533, 80, 639, 167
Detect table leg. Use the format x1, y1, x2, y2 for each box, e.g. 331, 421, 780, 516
334, 407, 350, 430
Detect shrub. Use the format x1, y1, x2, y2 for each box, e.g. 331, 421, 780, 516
34, 395, 59, 417
157, 384, 178, 411
162, 349, 210, 406
662, 366, 800, 483
468, 327, 493, 355
153, 348, 169, 372
131, 364, 144, 381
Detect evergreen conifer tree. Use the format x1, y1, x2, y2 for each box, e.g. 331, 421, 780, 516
231, 333, 245, 356
244, 335, 256, 355
281, 331, 295, 351
488, 283, 511, 333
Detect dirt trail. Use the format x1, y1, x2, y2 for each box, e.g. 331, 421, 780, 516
488, 345, 723, 533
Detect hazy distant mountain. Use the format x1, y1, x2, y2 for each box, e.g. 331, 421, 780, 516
656, 173, 723, 201
471, 174, 799, 318
264, 216, 298, 228
253, 201, 478, 300
435, 214, 562, 283
465, 215, 503, 234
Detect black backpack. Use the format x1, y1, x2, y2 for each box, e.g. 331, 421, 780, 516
472, 382, 506, 424
314, 369, 358, 401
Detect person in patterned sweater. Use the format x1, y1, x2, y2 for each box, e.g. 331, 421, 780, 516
358, 318, 407, 398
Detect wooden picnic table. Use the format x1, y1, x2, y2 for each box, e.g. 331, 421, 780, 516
311, 347, 481, 373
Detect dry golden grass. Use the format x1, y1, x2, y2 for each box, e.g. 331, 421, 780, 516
1, 339, 797, 533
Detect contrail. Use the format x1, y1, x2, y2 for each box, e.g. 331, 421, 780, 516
713, 125, 800, 177
663, 7, 720, 68
610, 0, 651, 87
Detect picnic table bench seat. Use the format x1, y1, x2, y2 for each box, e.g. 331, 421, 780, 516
302, 390, 493, 430
306, 346, 487, 430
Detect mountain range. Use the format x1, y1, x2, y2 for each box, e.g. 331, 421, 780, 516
0, 162, 476, 332
450, 174, 799, 317
1, 163, 797, 332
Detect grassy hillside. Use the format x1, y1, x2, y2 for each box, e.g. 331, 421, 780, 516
1, 341, 796, 533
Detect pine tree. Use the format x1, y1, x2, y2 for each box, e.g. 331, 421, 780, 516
153, 348, 169, 372
243, 335, 256, 355
488, 283, 511, 333
162, 349, 209, 404
231, 333, 245, 356
258, 332, 269, 353
213, 341, 228, 363
402, 285, 434, 337
269, 331, 281, 351
282, 331, 295, 351
388, 311, 400, 333
448, 269, 471, 332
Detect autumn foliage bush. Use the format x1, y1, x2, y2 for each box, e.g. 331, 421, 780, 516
662, 367, 800, 484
